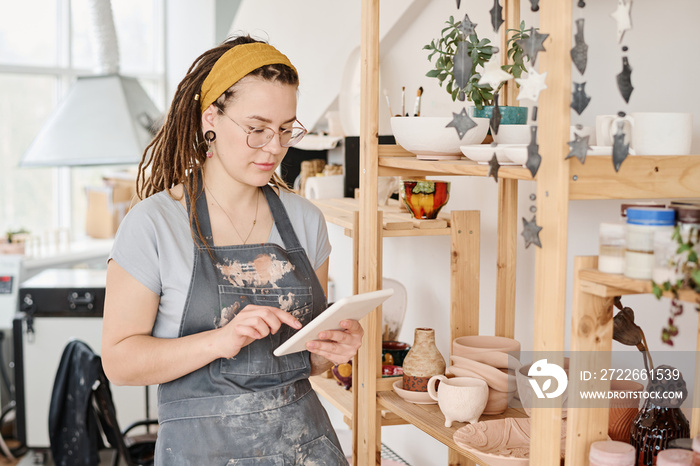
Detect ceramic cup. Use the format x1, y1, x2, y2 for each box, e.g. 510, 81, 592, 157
596, 114, 632, 147
428, 375, 489, 427
628, 112, 693, 155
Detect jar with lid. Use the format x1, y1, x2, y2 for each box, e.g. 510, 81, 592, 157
656, 448, 694, 465
599, 222, 626, 274
589, 440, 636, 466
625, 207, 676, 280
676, 206, 700, 245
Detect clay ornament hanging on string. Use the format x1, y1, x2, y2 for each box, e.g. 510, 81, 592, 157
456, 0, 461, 8
526, 126, 542, 177
515, 64, 548, 104
479, 55, 512, 92
521, 215, 543, 248
617, 56, 634, 103
488, 153, 501, 182
446, 107, 477, 139
453, 40, 472, 102
516, 27, 549, 65
529, 0, 540, 12
571, 82, 591, 115
566, 130, 593, 164
611, 0, 633, 43
458, 13, 477, 37
490, 93, 503, 135
490, 0, 504, 32
612, 118, 631, 172
570, 18, 588, 75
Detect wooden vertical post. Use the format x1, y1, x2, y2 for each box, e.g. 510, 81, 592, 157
529, 0, 573, 464
501, 0, 521, 107
495, 179, 518, 338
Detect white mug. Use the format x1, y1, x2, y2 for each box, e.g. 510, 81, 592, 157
427, 375, 488, 427
629, 112, 693, 155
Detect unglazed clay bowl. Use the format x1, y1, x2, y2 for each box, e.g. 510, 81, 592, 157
446, 364, 517, 416
391, 116, 489, 160
516, 358, 570, 418
400, 180, 450, 220
452, 336, 521, 359
450, 356, 517, 393
392, 379, 436, 405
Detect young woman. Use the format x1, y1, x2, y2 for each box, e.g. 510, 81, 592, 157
101, 35, 362, 465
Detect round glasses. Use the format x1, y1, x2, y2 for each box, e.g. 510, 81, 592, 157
223, 113, 307, 148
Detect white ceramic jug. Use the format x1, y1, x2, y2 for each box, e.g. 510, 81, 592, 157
427, 375, 489, 427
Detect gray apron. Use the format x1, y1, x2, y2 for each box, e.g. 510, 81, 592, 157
155, 178, 346, 465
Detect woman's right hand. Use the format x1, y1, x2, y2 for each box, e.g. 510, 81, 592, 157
216, 304, 302, 359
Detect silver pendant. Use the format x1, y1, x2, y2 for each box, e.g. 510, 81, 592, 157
616, 57, 634, 103
446, 107, 477, 140
526, 125, 542, 177
570, 18, 588, 75
571, 82, 591, 115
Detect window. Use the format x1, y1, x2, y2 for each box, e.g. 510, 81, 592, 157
0, 0, 164, 242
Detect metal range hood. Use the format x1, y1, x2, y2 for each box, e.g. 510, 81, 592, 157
20, 0, 160, 167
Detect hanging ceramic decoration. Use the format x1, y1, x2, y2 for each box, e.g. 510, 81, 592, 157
456, 0, 461, 8
616, 56, 634, 103
571, 82, 591, 115
516, 27, 549, 65
458, 13, 477, 37
610, 0, 633, 43
488, 153, 500, 182
446, 107, 477, 139
515, 64, 548, 104
490, 0, 504, 32
478, 55, 512, 92
525, 125, 542, 177
578, 0, 585, 6
570, 18, 588, 75
612, 119, 630, 172
453, 40, 472, 102
490, 93, 503, 135
565, 131, 592, 164
521, 215, 543, 248
529, 0, 540, 11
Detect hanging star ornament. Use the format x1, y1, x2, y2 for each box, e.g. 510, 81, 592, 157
479, 56, 512, 92
566, 133, 592, 164
446, 107, 477, 139
516, 27, 549, 65
453, 40, 472, 102
490, 0, 504, 32
515, 64, 548, 104
616, 56, 634, 103
490, 93, 503, 135
571, 82, 591, 115
610, 0, 632, 43
570, 18, 588, 75
522, 215, 543, 248
612, 121, 630, 172
488, 153, 501, 182
526, 126, 542, 177
458, 13, 477, 37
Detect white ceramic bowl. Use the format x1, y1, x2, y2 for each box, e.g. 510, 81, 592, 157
391, 116, 489, 160
492, 124, 531, 145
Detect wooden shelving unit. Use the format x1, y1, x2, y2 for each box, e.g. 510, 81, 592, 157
336, 1, 700, 465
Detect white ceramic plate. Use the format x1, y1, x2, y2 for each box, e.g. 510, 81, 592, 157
460, 144, 517, 165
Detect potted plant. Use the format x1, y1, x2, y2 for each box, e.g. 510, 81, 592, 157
424, 16, 531, 125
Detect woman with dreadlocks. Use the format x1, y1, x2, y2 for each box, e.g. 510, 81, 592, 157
101, 35, 360, 464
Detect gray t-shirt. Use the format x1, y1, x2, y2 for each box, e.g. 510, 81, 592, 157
109, 188, 331, 338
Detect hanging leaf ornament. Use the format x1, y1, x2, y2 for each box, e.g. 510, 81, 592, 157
525, 126, 542, 177
490, 93, 503, 135
570, 18, 588, 75
616, 56, 634, 103
490, 0, 505, 32
571, 82, 591, 115
452, 40, 473, 102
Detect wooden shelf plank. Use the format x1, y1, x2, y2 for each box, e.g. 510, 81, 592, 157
378, 154, 534, 180
377, 390, 527, 460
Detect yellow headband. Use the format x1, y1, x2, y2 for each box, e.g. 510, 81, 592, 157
199, 42, 297, 113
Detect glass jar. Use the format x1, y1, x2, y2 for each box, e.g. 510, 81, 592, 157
653, 227, 678, 284
589, 440, 636, 466
625, 208, 676, 280
599, 222, 626, 274
677, 206, 700, 244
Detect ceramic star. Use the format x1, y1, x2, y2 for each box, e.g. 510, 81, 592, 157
571, 82, 591, 115
490, 0, 504, 32
488, 153, 501, 182
610, 0, 632, 43
612, 123, 630, 172
490, 93, 503, 135
521, 215, 543, 248
515, 65, 548, 104
526, 126, 542, 177
458, 13, 477, 37
570, 18, 588, 75
616, 57, 634, 103
446, 107, 477, 140
479, 56, 512, 92
516, 27, 549, 65
565, 134, 592, 164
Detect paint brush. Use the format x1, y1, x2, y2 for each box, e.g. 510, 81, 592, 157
383, 89, 394, 116
401, 86, 406, 117
413, 86, 423, 116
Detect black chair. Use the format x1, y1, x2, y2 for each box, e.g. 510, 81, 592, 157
49, 340, 158, 466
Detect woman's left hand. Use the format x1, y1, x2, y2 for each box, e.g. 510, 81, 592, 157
305, 319, 364, 365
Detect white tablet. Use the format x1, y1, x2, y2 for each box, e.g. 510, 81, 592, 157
273, 289, 394, 357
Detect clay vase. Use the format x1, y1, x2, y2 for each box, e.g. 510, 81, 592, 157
607, 380, 643, 443
402, 328, 446, 392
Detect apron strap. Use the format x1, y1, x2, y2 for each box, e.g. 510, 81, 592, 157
261, 185, 304, 252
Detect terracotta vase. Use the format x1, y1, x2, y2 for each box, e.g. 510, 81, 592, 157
607, 380, 643, 443
402, 328, 446, 392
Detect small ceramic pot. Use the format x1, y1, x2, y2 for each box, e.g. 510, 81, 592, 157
428, 375, 489, 427
607, 380, 643, 443
382, 341, 411, 367
402, 328, 446, 392
400, 180, 450, 220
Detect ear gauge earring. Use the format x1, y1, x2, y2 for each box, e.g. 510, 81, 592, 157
204, 130, 216, 158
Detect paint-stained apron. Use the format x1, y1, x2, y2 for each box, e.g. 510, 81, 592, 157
155, 180, 346, 465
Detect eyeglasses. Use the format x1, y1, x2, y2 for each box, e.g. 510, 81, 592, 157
222, 113, 307, 148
